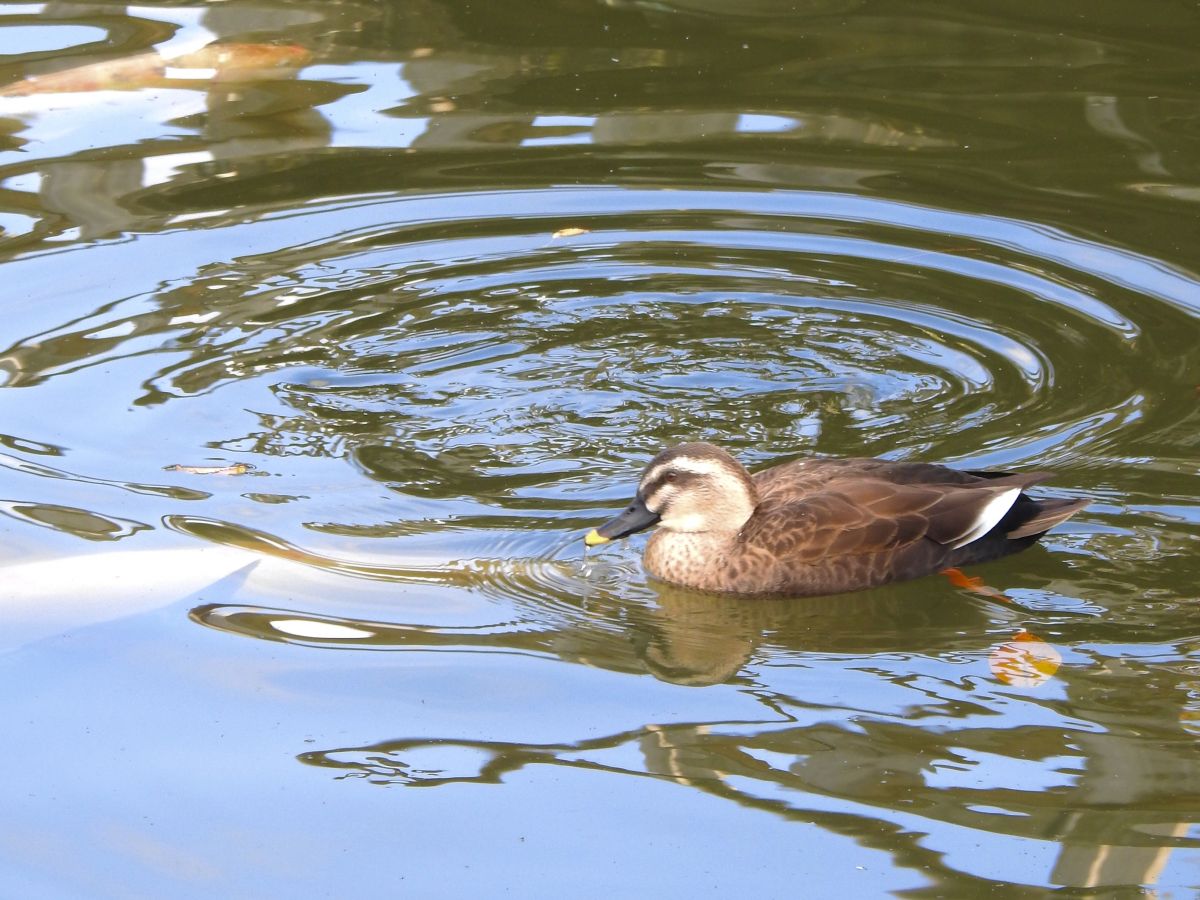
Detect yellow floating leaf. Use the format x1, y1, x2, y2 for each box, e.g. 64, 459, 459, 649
989, 630, 1062, 687
552, 227, 590, 239
164, 463, 254, 476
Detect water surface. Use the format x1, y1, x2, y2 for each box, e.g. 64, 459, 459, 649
2, 0, 1199, 895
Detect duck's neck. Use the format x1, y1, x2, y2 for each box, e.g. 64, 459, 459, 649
643, 527, 741, 591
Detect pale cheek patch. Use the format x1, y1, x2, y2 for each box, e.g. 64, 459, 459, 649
642, 485, 675, 514
658, 511, 708, 532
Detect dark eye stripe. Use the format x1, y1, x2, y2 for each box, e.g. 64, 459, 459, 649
641, 470, 698, 499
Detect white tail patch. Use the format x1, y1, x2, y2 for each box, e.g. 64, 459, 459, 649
948, 487, 1021, 549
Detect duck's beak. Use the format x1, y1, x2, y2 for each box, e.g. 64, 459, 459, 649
584, 494, 661, 546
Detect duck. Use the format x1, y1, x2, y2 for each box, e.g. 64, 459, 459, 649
584, 442, 1089, 597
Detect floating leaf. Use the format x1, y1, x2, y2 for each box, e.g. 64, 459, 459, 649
552, 227, 590, 239
989, 630, 1062, 687
164, 463, 254, 476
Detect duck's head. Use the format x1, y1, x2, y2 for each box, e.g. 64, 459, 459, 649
584, 442, 758, 546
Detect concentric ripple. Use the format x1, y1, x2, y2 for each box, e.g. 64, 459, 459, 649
4, 186, 1199, 646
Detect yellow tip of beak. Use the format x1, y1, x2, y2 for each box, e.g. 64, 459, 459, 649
584, 529, 610, 547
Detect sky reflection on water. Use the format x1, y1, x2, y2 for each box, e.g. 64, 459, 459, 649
2, 0, 1200, 895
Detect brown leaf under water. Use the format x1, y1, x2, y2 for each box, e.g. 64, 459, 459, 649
0, 43, 311, 97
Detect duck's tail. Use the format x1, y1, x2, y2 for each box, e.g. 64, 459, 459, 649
1005, 497, 1090, 540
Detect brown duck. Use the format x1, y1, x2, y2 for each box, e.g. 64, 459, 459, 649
584, 442, 1089, 597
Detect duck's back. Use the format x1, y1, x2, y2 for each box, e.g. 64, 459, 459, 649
715, 457, 1085, 597
752, 456, 986, 498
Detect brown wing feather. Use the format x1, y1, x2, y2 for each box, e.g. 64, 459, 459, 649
741, 483, 932, 561
752, 457, 1010, 496
741, 471, 1053, 561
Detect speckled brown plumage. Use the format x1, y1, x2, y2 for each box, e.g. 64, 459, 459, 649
591, 443, 1089, 597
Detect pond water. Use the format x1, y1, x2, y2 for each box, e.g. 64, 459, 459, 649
2, 0, 1199, 895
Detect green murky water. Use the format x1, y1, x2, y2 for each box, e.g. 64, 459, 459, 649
2, 1, 1199, 895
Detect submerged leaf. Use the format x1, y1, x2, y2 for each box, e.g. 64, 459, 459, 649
989, 630, 1062, 687
0, 43, 310, 97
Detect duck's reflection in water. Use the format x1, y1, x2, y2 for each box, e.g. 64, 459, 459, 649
191, 567, 1196, 892
631, 580, 1016, 685
190, 566, 1014, 687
